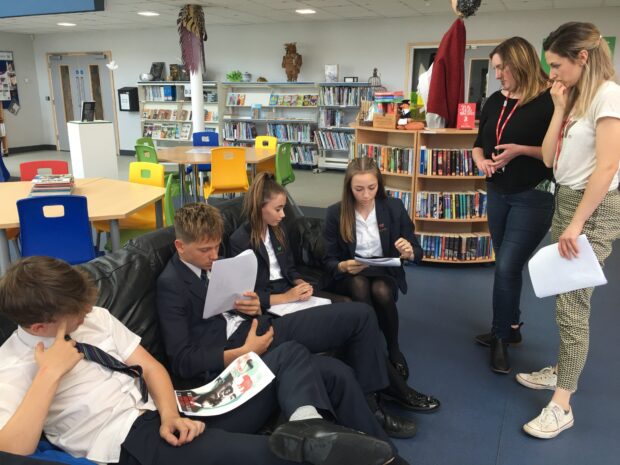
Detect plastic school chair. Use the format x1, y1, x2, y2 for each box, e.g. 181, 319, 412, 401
203, 147, 249, 200
187, 131, 219, 195
17, 195, 96, 265
19, 160, 69, 181
255, 135, 277, 151
275, 142, 295, 187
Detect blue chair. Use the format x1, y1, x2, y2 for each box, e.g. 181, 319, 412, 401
0, 153, 10, 182
17, 195, 96, 264
187, 131, 219, 195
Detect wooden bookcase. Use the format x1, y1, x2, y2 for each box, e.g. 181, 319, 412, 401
414, 129, 494, 264
220, 82, 319, 167
0, 105, 7, 155
137, 81, 220, 147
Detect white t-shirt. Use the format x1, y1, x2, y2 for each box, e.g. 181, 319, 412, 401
355, 207, 383, 258
554, 81, 620, 191
263, 231, 284, 281
0, 306, 156, 463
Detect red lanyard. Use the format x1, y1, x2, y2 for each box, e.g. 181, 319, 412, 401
495, 95, 519, 146
554, 118, 570, 171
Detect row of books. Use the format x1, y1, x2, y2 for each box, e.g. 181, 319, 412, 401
223, 122, 258, 140
319, 86, 373, 106
290, 146, 318, 166
374, 90, 404, 103
30, 174, 74, 196
268, 94, 319, 107
143, 123, 192, 140
417, 233, 495, 261
143, 85, 177, 102
357, 143, 414, 175
386, 188, 412, 215
314, 130, 354, 151
266, 123, 313, 143
318, 109, 345, 128
141, 109, 217, 123
415, 190, 488, 220
419, 146, 483, 177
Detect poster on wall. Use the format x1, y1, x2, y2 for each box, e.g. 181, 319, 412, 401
0, 51, 19, 112
540, 37, 616, 74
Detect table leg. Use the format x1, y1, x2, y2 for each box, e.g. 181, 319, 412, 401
109, 220, 121, 251
178, 163, 188, 205
155, 200, 164, 229
0, 229, 10, 276
192, 165, 200, 202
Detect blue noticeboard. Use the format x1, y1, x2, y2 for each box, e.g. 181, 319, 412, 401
0, 0, 104, 18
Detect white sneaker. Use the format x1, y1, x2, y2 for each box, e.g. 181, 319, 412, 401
523, 401, 574, 439
516, 366, 557, 390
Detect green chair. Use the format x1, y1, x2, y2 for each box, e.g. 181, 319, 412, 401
164, 173, 176, 227
275, 142, 295, 186
136, 137, 156, 148
135, 144, 159, 163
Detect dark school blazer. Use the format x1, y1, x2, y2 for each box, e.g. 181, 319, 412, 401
322, 197, 422, 294
230, 222, 303, 310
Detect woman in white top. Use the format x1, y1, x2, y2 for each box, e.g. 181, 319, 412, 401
518, 22, 620, 440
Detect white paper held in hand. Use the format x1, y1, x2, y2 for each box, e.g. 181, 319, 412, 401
354, 256, 401, 267
528, 234, 607, 298
203, 249, 257, 319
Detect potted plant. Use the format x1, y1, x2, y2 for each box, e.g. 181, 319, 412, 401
226, 70, 243, 82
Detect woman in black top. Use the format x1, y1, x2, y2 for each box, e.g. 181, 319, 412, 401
473, 37, 555, 373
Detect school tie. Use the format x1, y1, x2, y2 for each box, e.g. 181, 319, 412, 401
200, 269, 207, 284
68, 336, 149, 402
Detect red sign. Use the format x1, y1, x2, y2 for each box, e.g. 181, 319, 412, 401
457, 103, 476, 129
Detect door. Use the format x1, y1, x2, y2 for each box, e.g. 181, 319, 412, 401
48, 53, 116, 151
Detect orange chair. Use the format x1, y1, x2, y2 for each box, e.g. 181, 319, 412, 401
20, 160, 69, 181
203, 147, 249, 200
254, 135, 277, 151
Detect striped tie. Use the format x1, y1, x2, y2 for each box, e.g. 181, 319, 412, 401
68, 336, 148, 402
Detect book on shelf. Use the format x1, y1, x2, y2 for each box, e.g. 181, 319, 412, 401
457, 103, 476, 130
314, 130, 353, 151
417, 232, 494, 261
419, 146, 482, 176
180, 123, 192, 140
386, 188, 412, 215
415, 190, 488, 220
357, 143, 414, 174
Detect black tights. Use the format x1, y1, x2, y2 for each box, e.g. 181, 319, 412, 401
329, 275, 401, 358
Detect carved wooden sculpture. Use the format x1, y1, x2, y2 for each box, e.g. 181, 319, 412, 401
282, 43, 302, 82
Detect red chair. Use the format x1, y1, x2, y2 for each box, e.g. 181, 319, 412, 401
19, 160, 69, 181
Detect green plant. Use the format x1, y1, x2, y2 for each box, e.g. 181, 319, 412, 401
226, 70, 243, 82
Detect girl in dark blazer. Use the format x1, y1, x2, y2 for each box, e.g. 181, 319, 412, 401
323, 157, 422, 382
230, 172, 344, 310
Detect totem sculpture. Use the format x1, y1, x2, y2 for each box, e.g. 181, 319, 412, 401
282, 43, 302, 82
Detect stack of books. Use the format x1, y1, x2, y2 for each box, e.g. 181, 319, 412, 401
30, 174, 75, 196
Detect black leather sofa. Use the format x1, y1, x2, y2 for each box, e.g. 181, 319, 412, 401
0, 197, 327, 465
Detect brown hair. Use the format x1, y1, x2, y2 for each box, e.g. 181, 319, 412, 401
339, 157, 386, 243
0, 256, 98, 327
243, 171, 287, 249
490, 37, 549, 106
174, 202, 224, 243
543, 22, 615, 118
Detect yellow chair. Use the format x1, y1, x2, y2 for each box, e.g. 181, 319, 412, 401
255, 135, 277, 151
93, 162, 165, 236
203, 147, 249, 200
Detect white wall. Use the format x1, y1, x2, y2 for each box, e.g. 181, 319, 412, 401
22, 7, 620, 151
0, 31, 45, 148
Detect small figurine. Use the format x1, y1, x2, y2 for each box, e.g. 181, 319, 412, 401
397, 100, 424, 130
282, 43, 302, 82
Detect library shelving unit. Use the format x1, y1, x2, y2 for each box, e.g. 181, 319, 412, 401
414, 128, 494, 264
220, 82, 319, 168
353, 124, 417, 218
317, 83, 373, 170
0, 105, 7, 155
138, 81, 220, 147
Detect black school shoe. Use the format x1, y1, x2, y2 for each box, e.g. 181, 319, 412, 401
380, 388, 441, 413
475, 323, 523, 347
269, 419, 393, 465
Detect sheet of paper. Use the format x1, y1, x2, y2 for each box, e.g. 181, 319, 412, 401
268, 296, 332, 317
528, 234, 607, 298
203, 250, 257, 319
186, 147, 212, 154
354, 256, 401, 267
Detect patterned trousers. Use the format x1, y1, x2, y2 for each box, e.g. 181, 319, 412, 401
553, 185, 620, 392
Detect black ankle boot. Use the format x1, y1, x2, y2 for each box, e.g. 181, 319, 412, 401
490, 337, 510, 374
475, 323, 523, 347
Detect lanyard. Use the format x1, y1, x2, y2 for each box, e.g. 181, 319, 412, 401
554, 118, 570, 171
495, 95, 519, 146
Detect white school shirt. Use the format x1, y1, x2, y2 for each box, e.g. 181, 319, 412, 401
554, 81, 620, 191
263, 230, 284, 281
181, 258, 244, 339
0, 306, 156, 464
355, 207, 383, 258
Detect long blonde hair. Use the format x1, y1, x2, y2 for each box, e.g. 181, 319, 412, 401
243, 171, 287, 250
490, 37, 549, 106
543, 22, 615, 118
339, 157, 386, 243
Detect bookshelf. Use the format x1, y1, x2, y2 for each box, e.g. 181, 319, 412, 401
317, 83, 373, 170
137, 81, 220, 147
220, 82, 319, 167
414, 129, 494, 264
0, 106, 7, 155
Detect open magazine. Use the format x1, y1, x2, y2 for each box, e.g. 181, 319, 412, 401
175, 352, 275, 416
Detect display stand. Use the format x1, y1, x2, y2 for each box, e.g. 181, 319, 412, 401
67, 121, 118, 179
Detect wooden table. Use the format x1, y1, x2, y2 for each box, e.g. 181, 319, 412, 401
0, 178, 165, 275
157, 146, 276, 203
